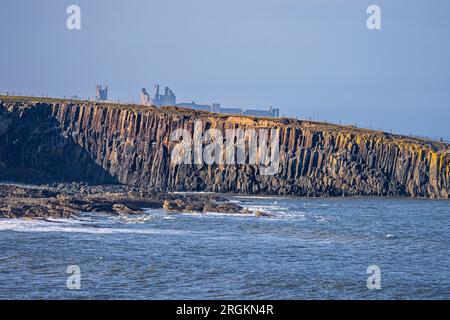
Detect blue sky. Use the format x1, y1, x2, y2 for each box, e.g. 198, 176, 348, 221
1, 0, 449, 139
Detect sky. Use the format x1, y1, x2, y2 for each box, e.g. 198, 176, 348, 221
0, 0, 449, 140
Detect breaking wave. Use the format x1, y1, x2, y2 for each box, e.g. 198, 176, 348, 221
0, 218, 186, 235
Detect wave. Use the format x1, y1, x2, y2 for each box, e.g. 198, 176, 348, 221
115, 215, 154, 224
0, 218, 186, 236
231, 195, 285, 200
178, 211, 254, 218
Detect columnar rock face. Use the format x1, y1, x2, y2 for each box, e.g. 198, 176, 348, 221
1, 98, 449, 198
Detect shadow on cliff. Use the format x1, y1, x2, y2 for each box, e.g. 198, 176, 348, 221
0, 105, 118, 185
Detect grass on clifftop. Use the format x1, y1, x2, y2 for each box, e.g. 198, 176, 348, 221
0, 94, 448, 150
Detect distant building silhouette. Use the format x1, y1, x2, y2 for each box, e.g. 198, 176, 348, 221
214, 106, 243, 115
177, 101, 279, 118
244, 105, 279, 117
176, 101, 211, 111
95, 85, 108, 101
140, 88, 151, 106
140, 85, 280, 117
140, 84, 176, 107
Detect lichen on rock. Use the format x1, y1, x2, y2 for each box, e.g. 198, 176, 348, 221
0, 97, 449, 199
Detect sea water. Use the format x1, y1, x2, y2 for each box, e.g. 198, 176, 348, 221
0, 196, 449, 299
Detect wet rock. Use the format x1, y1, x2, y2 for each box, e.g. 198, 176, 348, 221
112, 203, 140, 215
254, 210, 271, 217
0, 183, 249, 219
162, 198, 249, 214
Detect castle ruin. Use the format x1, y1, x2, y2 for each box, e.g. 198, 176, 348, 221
95, 85, 108, 101
140, 84, 279, 117
141, 85, 176, 107
140, 88, 151, 106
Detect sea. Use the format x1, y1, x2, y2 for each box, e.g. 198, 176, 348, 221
0, 196, 449, 299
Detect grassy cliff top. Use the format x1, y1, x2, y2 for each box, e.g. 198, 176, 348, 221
1, 94, 448, 151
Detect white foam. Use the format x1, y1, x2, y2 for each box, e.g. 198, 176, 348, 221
385, 234, 396, 239
181, 211, 253, 218
116, 215, 154, 224
232, 195, 283, 200
0, 219, 186, 235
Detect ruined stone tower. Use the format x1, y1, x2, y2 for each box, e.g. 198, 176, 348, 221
95, 85, 108, 101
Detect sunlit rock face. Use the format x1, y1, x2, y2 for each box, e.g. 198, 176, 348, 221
1, 98, 449, 198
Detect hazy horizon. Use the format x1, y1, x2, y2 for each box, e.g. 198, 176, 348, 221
1, 0, 449, 140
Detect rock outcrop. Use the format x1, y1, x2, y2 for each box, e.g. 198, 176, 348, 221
0, 183, 250, 218
0, 96, 449, 199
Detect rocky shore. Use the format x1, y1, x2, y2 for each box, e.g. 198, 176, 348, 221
0, 182, 253, 219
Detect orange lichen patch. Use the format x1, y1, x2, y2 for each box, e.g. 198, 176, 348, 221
217, 116, 256, 126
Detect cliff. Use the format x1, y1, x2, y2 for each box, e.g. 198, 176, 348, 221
0, 96, 449, 199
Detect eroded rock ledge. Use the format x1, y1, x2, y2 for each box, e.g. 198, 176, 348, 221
0, 96, 449, 199
0, 183, 251, 219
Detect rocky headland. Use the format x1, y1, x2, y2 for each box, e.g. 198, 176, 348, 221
0, 95, 449, 218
